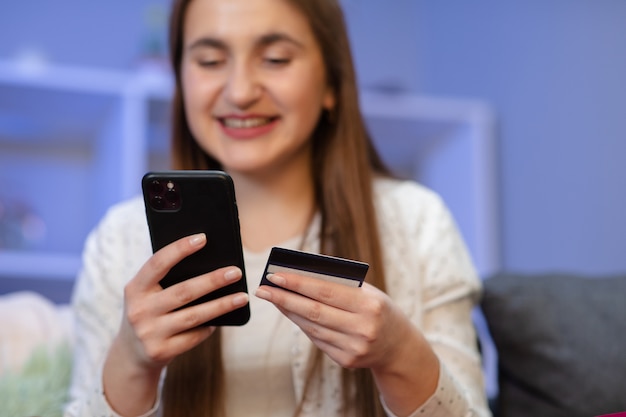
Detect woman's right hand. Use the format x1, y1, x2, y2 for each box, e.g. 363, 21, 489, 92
102, 233, 249, 416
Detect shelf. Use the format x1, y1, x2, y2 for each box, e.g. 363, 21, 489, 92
361, 91, 499, 277
0, 61, 151, 281
0, 84, 120, 144
0, 60, 499, 281
0, 251, 81, 281
0, 60, 130, 94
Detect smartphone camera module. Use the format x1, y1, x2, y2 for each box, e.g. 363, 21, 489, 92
149, 179, 181, 211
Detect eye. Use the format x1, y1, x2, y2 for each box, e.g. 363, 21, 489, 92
191, 49, 227, 69
197, 59, 225, 68
263, 56, 291, 66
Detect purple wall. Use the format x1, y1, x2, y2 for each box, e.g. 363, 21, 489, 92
2, 0, 626, 276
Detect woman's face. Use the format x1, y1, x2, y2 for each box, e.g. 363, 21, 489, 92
181, 0, 335, 176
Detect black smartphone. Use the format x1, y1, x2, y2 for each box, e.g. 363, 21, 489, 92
142, 170, 250, 326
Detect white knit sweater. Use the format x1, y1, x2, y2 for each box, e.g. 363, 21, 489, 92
64, 177, 491, 417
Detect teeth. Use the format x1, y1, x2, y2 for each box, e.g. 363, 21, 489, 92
223, 117, 271, 128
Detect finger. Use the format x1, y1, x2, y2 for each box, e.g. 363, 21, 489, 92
162, 326, 215, 359
138, 324, 215, 366
274, 303, 367, 369
307, 334, 371, 369
263, 272, 362, 311
133, 233, 207, 292
277, 302, 345, 344
156, 266, 243, 314
256, 284, 355, 333
279, 301, 386, 370
161, 291, 249, 335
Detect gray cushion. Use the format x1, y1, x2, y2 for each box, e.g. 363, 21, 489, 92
481, 273, 626, 417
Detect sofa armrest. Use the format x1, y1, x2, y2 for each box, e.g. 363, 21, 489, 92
0, 291, 74, 375
481, 273, 626, 417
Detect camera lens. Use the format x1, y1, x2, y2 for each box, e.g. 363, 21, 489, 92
165, 189, 180, 206
151, 195, 164, 210
150, 180, 164, 195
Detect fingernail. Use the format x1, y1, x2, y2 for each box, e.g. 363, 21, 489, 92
189, 233, 206, 246
255, 288, 271, 300
232, 293, 249, 307
267, 273, 285, 286
224, 268, 242, 282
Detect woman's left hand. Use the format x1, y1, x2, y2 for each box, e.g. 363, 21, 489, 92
255, 271, 410, 371
255, 271, 441, 415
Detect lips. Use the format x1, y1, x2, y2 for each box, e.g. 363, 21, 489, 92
217, 115, 279, 139
221, 117, 275, 128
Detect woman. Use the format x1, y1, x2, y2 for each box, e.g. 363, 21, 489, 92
65, 0, 491, 416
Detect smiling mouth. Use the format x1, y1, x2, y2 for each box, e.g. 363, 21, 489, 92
220, 117, 277, 128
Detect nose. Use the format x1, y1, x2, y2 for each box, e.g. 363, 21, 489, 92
223, 61, 261, 109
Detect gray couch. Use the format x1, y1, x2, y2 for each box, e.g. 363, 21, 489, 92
2, 273, 625, 417
481, 273, 626, 417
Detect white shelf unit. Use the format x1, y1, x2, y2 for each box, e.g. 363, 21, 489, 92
0, 61, 171, 281
0, 60, 499, 283
361, 90, 499, 278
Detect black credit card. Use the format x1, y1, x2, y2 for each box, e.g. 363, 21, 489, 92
259, 247, 369, 288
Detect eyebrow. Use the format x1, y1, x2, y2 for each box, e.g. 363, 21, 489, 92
187, 37, 227, 51
257, 32, 305, 49
187, 31, 305, 52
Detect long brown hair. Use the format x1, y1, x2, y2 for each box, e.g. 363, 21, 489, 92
163, 1, 391, 416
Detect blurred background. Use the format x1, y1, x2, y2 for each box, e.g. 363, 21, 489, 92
1, 0, 625, 296
2, 0, 626, 404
